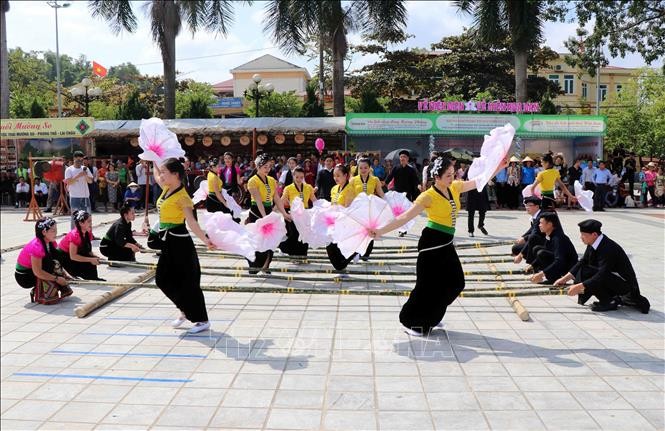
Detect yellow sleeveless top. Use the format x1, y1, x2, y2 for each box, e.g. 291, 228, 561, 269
350, 174, 380, 196
283, 183, 314, 208
157, 186, 193, 228
331, 183, 356, 207
414, 180, 463, 234
207, 171, 222, 194
247, 174, 276, 205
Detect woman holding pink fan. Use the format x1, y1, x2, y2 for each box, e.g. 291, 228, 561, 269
349, 157, 385, 261
370, 155, 508, 337
246, 153, 291, 274
326, 164, 358, 270
153, 158, 215, 334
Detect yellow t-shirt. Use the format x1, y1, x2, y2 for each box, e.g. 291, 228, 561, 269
207, 171, 223, 194
350, 165, 357, 177
331, 183, 356, 207
536, 168, 560, 192
247, 174, 277, 205
350, 174, 381, 196
414, 181, 464, 233
283, 183, 314, 208
157, 186, 193, 227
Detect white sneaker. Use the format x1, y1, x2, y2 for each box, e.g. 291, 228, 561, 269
187, 321, 211, 334
435, 321, 445, 329
353, 254, 360, 264
171, 314, 187, 328
404, 327, 425, 337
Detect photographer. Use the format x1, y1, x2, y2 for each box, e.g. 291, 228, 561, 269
64, 151, 93, 229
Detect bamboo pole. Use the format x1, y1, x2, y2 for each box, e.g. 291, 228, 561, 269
73, 269, 155, 318
508, 296, 530, 321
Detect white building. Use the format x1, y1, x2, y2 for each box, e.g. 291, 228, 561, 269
230, 54, 311, 98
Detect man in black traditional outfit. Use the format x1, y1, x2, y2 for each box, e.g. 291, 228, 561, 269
512, 196, 546, 269
554, 219, 650, 313
527, 211, 578, 285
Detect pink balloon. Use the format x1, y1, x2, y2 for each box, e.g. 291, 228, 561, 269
315, 137, 325, 154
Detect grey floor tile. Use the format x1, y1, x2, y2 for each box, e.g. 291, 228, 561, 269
485, 410, 546, 430
49, 401, 115, 424
2, 400, 65, 422
537, 410, 601, 430
377, 392, 429, 411
102, 403, 165, 426
588, 409, 657, 431
523, 392, 582, 410
431, 410, 489, 430
266, 408, 322, 430
273, 390, 324, 409
426, 392, 479, 411
323, 410, 377, 431
376, 410, 434, 430
326, 391, 375, 410
209, 407, 269, 429
221, 389, 275, 408
154, 405, 217, 428
475, 391, 531, 410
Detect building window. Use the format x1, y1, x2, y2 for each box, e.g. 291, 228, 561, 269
548, 74, 559, 84
564, 75, 574, 94
616, 84, 622, 93
582, 83, 588, 99
599, 84, 608, 101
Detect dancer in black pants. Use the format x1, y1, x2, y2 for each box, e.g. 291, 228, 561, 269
100, 205, 143, 261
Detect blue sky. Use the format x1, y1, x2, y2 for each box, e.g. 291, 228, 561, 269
6, 1, 656, 85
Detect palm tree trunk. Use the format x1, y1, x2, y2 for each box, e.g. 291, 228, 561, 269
514, 49, 528, 103
331, 27, 346, 117
318, 28, 325, 106
160, 1, 178, 119
1, 1, 10, 119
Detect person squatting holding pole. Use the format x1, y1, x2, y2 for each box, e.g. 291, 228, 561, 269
15, 218, 73, 304
152, 158, 215, 334
370, 155, 507, 336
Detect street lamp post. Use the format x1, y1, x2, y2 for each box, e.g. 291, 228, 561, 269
70, 78, 102, 116
46, 1, 70, 118
244, 74, 274, 117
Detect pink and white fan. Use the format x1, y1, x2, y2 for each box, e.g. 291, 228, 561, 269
332, 193, 394, 258
384, 191, 415, 233
310, 199, 341, 245
468, 123, 515, 191
574, 181, 594, 212
204, 212, 255, 260
138, 117, 185, 165
221, 189, 242, 219
289, 198, 328, 249
245, 211, 287, 253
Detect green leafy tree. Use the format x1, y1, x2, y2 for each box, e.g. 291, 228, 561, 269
563, 1, 665, 76
118, 90, 152, 120
456, 0, 565, 102
7, 48, 55, 118
539, 90, 557, 114
604, 69, 665, 158
108, 62, 142, 83
349, 30, 561, 109
89, 0, 248, 119
264, 0, 407, 116
29, 99, 46, 118
175, 80, 215, 118
88, 99, 119, 120
244, 91, 302, 117
301, 80, 325, 117
43, 51, 91, 87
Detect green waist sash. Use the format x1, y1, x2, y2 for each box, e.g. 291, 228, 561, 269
426, 220, 455, 235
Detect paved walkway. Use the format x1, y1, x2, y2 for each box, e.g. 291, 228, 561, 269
1, 207, 663, 430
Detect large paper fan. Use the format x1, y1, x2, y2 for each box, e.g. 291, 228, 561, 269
245, 212, 288, 252
204, 212, 256, 260
384, 191, 415, 233
468, 123, 515, 191
332, 193, 394, 258
138, 117, 185, 165
574, 180, 594, 212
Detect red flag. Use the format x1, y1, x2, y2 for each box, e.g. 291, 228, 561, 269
92, 61, 107, 78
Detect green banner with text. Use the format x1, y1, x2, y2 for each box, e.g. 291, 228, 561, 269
346, 113, 606, 137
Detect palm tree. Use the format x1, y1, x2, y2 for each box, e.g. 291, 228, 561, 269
264, 0, 407, 116
1, 0, 9, 119
88, 0, 248, 119
456, 0, 546, 102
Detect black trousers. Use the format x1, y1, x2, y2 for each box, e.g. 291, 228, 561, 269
511, 242, 524, 257
247, 204, 274, 272
15, 269, 36, 289
326, 243, 355, 270
279, 219, 308, 257
59, 252, 99, 280
156, 225, 208, 322
523, 234, 546, 265
400, 228, 464, 333
573, 264, 632, 304
593, 184, 609, 210
99, 241, 136, 261
362, 240, 374, 259
467, 210, 486, 234
506, 185, 521, 209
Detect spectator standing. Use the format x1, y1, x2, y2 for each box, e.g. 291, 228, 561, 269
106, 163, 120, 210
373, 158, 386, 181
384, 150, 420, 201
567, 159, 583, 209
16, 162, 29, 183
521, 157, 536, 191
622, 155, 637, 198
494, 166, 508, 208
506, 156, 522, 209
84, 157, 98, 212
315, 155, 335, 200
592, 161, 612, 211
64, 151, 93, 228
135, 160, 153, 210
644, 162, 658, 207
581, 160, 596, 192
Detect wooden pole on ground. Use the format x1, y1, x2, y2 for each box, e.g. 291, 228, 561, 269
73, 269, 155, 318
507, 296, 530, 321
24, 153, 43, 221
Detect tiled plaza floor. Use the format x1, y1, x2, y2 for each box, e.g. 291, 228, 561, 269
1, 206, 663, 430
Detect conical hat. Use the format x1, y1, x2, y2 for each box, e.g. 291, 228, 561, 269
509, 156, 520, 163
522, 156, 534, 162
